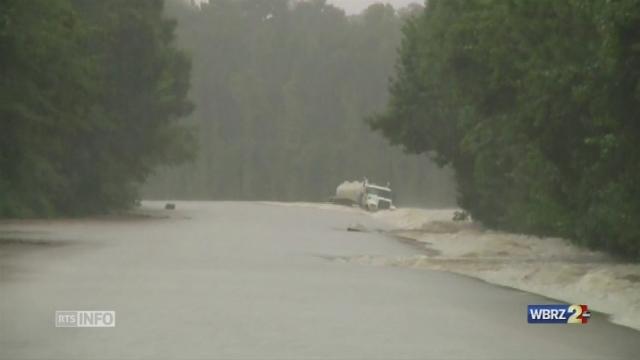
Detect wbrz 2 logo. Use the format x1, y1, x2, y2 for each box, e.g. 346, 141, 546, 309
527, 304, 591, 324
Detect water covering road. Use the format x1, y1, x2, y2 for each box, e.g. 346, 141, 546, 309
1, 201, 638, 359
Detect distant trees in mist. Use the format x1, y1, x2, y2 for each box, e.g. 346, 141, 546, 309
0, 0, 454, 217
144, 0, 455, 206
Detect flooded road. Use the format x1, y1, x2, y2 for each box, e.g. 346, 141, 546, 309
1, 201, 639, 359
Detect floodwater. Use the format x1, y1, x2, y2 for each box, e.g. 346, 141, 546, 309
1, 201, 638, 359
369, 207, 640, 331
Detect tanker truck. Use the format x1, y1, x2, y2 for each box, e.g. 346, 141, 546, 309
331, 178, 394, 211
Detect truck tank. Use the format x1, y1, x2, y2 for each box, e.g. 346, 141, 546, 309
335, 181, 365, 204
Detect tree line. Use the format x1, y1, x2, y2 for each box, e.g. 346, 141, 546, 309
371, 0, 640, 257
0, 0, 192, 216
143, 0, 455, 206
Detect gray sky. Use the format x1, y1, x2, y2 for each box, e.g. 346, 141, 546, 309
327, 0, 420, 14
189, 1, 421, 15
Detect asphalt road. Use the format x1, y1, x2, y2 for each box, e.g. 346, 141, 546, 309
1, 201, 638, 359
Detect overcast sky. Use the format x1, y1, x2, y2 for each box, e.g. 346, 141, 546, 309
327, 0, 420, 14
189, 1, 421, 15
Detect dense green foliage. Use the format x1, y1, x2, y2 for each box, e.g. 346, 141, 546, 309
145, 0, 454, 206
0, 0, 192, 216
372, 0, 640, 257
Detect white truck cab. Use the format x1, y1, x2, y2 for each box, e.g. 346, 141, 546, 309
333, 178, 394, 211
363, 183, 393, 211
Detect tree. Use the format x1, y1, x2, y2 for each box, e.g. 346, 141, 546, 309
371, 0, 640, 257
0, 0, 193, 217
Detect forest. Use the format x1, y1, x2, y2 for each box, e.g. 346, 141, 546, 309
2, 0, 639, 258
372, 0, 640, 257
143, 0, 454, 205
0, 0, 192, 216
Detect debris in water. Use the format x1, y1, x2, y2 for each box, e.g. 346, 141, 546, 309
347, 223, 367, 232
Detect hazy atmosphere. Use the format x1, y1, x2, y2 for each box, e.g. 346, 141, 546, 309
1, 0, 639, 359
327, 0, 418, 14
143, 0, 454, 207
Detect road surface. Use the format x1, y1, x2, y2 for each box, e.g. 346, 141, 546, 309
1, 201, 639, 359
